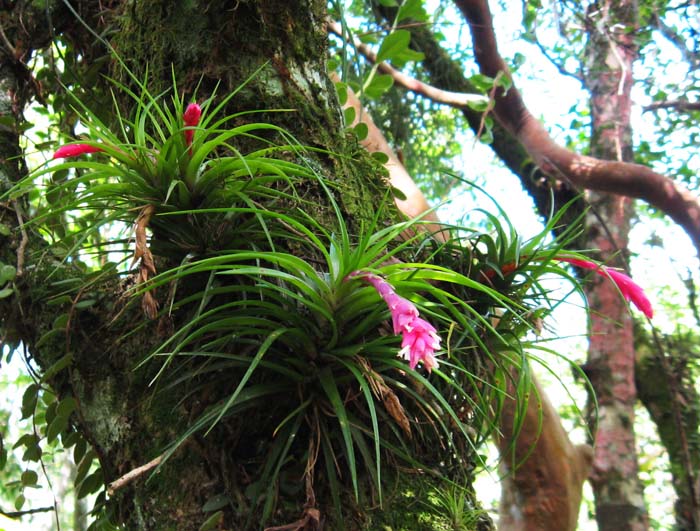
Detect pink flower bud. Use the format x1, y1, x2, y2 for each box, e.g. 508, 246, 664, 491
183, 103, 201, 149
53, 144, 104, 159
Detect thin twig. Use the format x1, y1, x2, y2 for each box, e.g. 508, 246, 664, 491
0, 505, 55, 519
13, 200, 28, 277
107, 454, 164, 496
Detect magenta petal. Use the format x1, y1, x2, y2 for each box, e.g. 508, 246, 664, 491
400, 318, 440, 373
53, 144, 104, 159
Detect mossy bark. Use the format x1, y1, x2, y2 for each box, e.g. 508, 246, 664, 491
1, 1, 492, 529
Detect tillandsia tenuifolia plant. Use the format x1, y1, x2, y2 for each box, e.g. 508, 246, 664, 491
7, 68, 654, 529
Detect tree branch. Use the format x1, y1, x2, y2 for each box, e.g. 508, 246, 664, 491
454, 0, 700, 259
327, 20, 487, 109
0, 505, 55, 519
364, 8, 587, 244
107, 454, 164, 496
643, 100, 700, 113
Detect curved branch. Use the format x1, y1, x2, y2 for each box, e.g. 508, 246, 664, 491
327, 20, 487, 109
454, 0, 700, 258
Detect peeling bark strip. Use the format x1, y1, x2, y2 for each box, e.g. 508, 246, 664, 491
454, 0, 700, 258
497, 377, 593, 531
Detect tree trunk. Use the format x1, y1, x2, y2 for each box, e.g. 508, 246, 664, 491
582, 2, 649, 530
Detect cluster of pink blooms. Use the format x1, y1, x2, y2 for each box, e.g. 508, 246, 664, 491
350, 271, 441, 373
557, 256, 654, 319
53, 103, 202, 159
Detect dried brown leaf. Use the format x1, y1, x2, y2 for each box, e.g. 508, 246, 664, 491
383, 388, 412, 438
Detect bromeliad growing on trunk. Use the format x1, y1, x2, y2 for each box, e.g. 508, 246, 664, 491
348, 270, 441, 372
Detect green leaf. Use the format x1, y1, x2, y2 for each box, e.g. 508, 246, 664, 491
74, 299, 96, 309
467, 99, 490, 112
41, 353, 73, 382
371, 152, 389, 164
393, 47, 424, 67
207, 328, 288, 431
470, 73, 495, 92
77, 468, 103, 499
0, 264, 16, 283
13, 433, 39, 450
0, 223, 11, 236
397, 0, 428, 22
335, 82, 348, 106
376, 30, 411, 63
52, 313, 70, 330
57, 396, 77, 418
353, 122, 369, 141
61, 431, 79, 448
0, 287, 13, 299
343, 106, 356, 125
75, 450, 95, 485
199, 511, 223, 531
318, 367, 358, 498
21, 384, 39, 420
46, 295, 73, 306
364, 74, 394, 99
390, 186, 407, 201
73, 437, 87, 464
22, 444, 42, 462
21, 469, 38, 486
47, 415, 69, 444
202, 493, 229, 512
14, 494, 25, 511
35, 329, 62, 348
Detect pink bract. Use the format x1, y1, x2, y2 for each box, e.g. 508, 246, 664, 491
558, 257, 653, 319
183, 103, 202, 148
352, 271, 441, 372
53, 144, 104, 159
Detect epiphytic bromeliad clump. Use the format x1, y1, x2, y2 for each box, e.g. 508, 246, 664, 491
12, 73, 653, 528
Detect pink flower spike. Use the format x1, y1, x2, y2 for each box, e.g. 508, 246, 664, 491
53, 144, 104, 159
350, 270, 441, 372
183, 103, 202, 148
557, 256, 653, 319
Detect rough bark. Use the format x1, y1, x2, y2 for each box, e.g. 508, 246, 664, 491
581, 2, 649, 530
